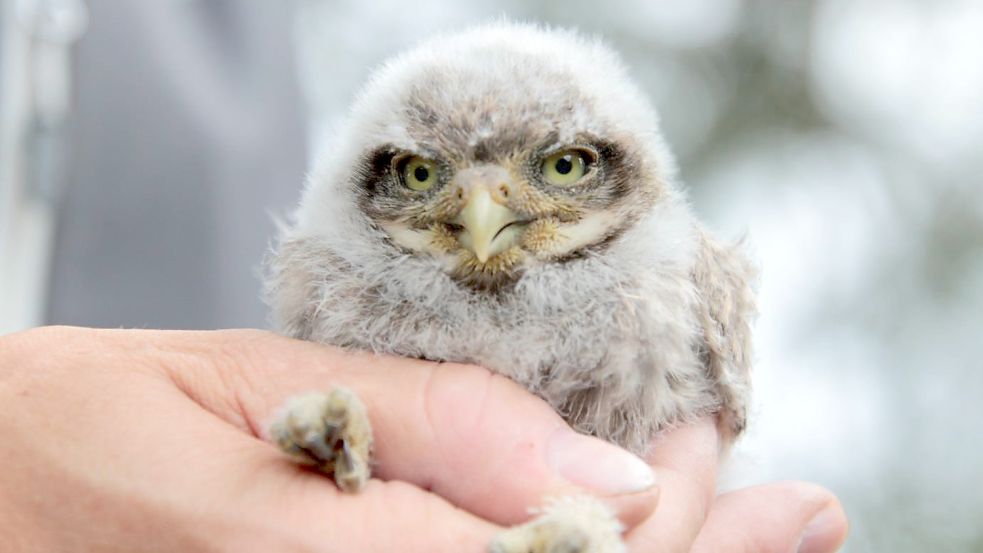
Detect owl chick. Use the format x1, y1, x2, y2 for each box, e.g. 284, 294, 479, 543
266, 22, 755, 553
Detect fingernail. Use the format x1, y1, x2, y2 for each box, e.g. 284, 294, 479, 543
797, 506, 843, 553
547, 428, 656, 495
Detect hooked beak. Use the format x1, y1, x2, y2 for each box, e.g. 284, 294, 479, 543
452, 172, 525, 263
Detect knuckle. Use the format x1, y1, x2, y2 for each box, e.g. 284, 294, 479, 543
421, 361, 560, 449
420, 362, 497, 446
419, 361, 556, 486
0, 325, 89, 377
4, 325, 83, 346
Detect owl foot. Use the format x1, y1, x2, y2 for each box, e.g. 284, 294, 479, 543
489, 496, 626, 553
269, 388, 373, 493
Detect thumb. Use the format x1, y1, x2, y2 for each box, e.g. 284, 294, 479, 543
164, 330, 660, 528
690, 481, 849, 553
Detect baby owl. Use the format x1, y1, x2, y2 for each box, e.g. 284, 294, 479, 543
266, 22, 755, 553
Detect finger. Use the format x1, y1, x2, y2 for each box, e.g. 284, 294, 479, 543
690, 482, 849, 553
141, 329, 660, 528
625, 417, 720, 552
0, 326, 501, 553
97, 361, 504, 552
218, 452, 504, 553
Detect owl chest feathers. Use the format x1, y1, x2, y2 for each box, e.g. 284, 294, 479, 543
272, 203, 725, 454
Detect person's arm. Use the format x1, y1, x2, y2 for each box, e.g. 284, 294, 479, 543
0, 326, 846, 552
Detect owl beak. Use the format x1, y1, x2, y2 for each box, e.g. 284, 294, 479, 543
455, 186, 523, 263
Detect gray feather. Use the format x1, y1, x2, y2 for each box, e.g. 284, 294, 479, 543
264, 22, 756, 455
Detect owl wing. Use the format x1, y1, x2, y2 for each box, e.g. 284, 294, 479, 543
265, 233, 360, 343
691, 230, 757, 440
264, 234, 323, 340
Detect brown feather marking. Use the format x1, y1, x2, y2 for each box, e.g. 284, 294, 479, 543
692, 230, 758, 440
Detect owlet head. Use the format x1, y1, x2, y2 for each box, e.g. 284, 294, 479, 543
316, 23, 674, 290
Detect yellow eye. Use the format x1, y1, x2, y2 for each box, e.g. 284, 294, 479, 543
402, 157, 438, 191
541, 150, 589, 186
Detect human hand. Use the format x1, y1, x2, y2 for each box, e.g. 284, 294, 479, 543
219, 328, 848, 553
627, 418, 848, 552
0, 327, 846, 552
0, 326, 655, 552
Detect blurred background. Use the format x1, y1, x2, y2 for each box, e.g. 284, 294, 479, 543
2, 0, 981, 551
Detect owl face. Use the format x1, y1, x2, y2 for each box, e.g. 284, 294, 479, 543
322, 25, 672, 290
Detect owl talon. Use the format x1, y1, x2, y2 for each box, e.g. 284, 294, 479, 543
489, 496, 625, 553
270, 388, 373, 493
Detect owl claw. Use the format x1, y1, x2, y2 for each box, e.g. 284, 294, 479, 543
269, 388, 373, 493
489, 496, 626, 553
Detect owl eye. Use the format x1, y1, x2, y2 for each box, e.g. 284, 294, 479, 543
402, 156, 438, 191
541, 149, 590, 186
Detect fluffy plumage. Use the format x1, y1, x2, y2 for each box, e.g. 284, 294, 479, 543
266, 23, 755, 456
